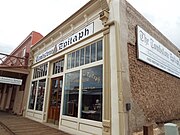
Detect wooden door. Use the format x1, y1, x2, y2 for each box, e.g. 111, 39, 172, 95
48, 77, 63, 125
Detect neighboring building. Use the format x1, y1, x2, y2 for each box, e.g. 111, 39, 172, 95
25, 0, 180, 135
0, 31, 43, 115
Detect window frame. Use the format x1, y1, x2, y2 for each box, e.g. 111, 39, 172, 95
62, 39, 103, 123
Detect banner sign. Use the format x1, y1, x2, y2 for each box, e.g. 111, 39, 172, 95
0, 76, 22, 85
137, 26, 180, 78
36, 23, 94, 62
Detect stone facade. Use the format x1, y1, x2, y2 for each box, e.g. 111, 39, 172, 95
126, 1, 180, 132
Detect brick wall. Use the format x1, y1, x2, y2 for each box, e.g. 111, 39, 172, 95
126, 1, 180, 131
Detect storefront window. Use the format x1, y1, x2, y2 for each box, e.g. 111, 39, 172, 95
75, 50, 80, 67
91, 43, 96, 62
35, 79, 46, 111
28, 81, 37, 109
67, 39, 103, 69
33, 63, 48, 79
80, 48, 85, 66
81, 65, 103, 121
67, 54, 71, 69
63, 71, 80, 117
28, 79, 46, 111
71, 52, 75, 68
85, 46, 90, 64
97, 40, 102, 60
53, 59, 64, 74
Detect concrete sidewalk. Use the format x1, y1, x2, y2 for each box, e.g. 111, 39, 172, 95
0, 111, 70, 135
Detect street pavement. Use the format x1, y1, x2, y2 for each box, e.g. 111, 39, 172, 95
0, 111, 70, 135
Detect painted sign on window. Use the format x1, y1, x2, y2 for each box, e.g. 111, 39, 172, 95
137, 26, 180, 78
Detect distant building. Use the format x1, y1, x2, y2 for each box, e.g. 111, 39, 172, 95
25, 0, 180, 135
0, 31, 43, 115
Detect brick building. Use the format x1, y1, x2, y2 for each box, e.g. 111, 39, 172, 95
0, 31, 43, 115
25, 0, 180, 135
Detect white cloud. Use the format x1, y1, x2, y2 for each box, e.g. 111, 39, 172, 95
1, 0, 180, 53
0, 0, 89, 54
127, 0, 180, 49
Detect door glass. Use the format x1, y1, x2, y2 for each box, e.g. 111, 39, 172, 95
51, 79, 58, 107
48, 77, 63, 125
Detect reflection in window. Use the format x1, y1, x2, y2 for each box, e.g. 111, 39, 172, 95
71, 52, 75, 68
81, 65, 103, 121
35, 79, 46, 111
80, 48, 84, 66
33, 63, 48, 79
91, 43, 96, 62
97, 40, 102, 61
67, 54, 71, 69
63, 71, 80, 117
53, 59, 64, 74
28, 81, 37, 109
75, 50, 80, 67
85, 46, 90, 64
67, 39, 103, 69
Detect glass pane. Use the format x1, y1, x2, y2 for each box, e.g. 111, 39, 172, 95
75, 50, 80, 67
91, 43, 96, 62
71, 52, 75, 68
28, 81, 37, 109
63, 71, 80, 117
33, 63, 48, 78
61, 60, 64, 72
45, 63, 48, 75
97, 40, 103, 60
85, 46, 90, 64
67, 53, 71, 69
50, 79, 58, 107
53, 63, 56, 74
81, 65, 103, 121
80, 48, 84, 66
35, 79, 46, 111
57, 61, 60, 73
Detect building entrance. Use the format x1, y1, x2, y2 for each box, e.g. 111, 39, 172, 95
48, 77, 63, 125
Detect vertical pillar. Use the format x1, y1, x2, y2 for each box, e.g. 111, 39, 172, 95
0, 84, 7, 110
143, 125, 154, 135
103, 27, 111, 135
5, 86, 13, 110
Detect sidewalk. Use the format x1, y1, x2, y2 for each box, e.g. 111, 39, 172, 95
0, 111, 70, 135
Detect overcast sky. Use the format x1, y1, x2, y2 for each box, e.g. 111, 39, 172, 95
127, 0, 180, 49
0, 0, 180, 54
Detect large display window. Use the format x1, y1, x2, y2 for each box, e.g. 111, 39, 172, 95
28, 81, 37, 109
28, 79, 46, 111
63, 71, 80, 117
35, 79, 46, 111
81, 65, 103, 121
28, 63, 47, 111
63, 39, 103, 122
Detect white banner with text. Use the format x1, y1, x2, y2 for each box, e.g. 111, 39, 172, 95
137, 26, 180, 78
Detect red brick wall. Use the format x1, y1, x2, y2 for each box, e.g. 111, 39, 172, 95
126, 1, 180, 131
3, 31, 43, 67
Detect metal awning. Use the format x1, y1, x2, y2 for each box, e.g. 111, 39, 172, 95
0, 52, 29, 74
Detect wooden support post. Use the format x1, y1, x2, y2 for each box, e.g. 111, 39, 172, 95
143, 124, 154, 135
